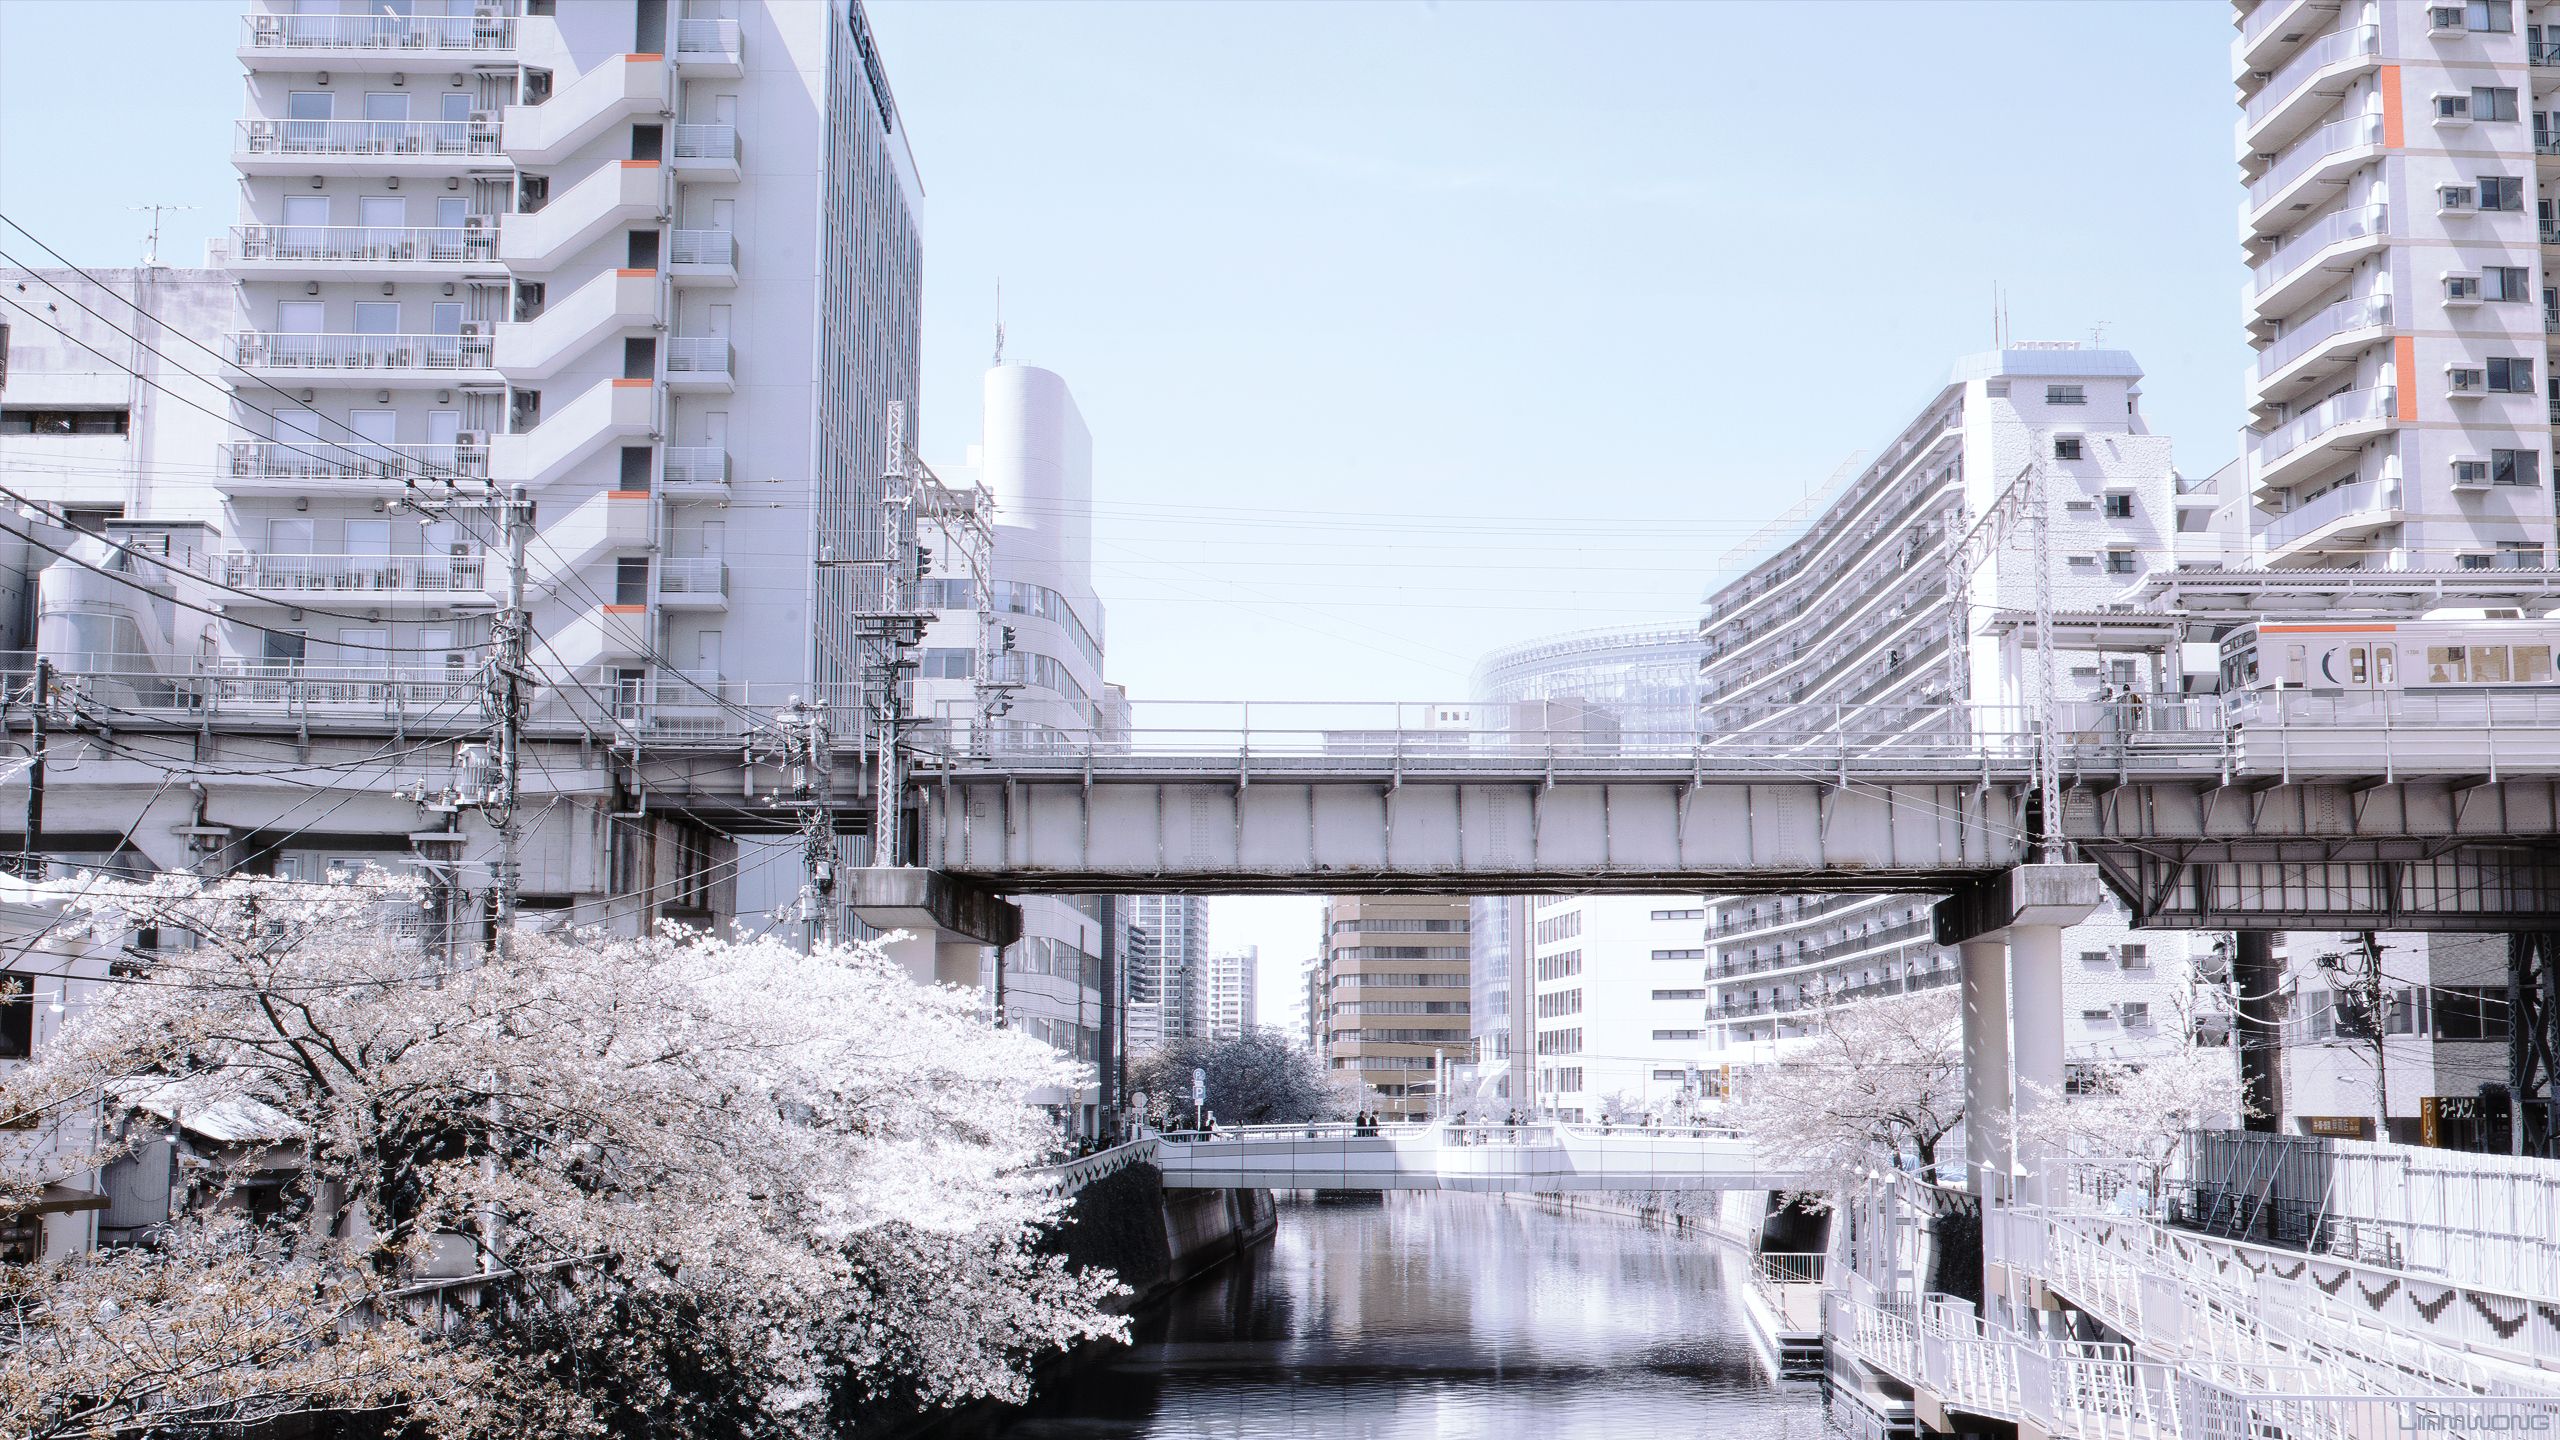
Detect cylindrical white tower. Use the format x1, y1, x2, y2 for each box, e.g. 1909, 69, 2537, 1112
979, 364, 1093, 583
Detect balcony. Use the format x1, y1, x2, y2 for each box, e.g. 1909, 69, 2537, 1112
670, 124, 740, 182
2240, 24, 2380, 156
2258, 477, 2401, 561
668, 228, 737, 287
498, 161, 664, 273
500, 53, 669, 167
660, 446, 730, 499
2250, 385, 2395, 493
2244, 112, 2384, 239
238, 8, 516, 69
673, 18, 743, 77
664, 336, 734, 392
218, 438, 490, 496
233, 330, 496, 385
230, 223, 500, 281
487, 378, 653, 488
221, 551, 489, 606
494, 268, 659, 380
2233, 0, 2336, 77
2248, 203, 2387, 325
2249, 293, 2389, 402
233, 118, 500, 174
654, 558, 729, 609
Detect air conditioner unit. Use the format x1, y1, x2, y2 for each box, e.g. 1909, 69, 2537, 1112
457, 321, 490, 338
467, 109, 494, 127
453, 429, 489, 449
462, 214, 490, 231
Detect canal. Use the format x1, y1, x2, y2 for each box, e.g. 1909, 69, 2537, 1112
931, 1192, 1837, 1439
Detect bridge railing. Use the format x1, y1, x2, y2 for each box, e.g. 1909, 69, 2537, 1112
1022, 1137, 1159, 1199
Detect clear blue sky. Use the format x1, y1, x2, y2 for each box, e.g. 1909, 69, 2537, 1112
0, 0, 2250, 1018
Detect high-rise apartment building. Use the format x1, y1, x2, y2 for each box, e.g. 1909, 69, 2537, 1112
914, 363, 1121, 1136
1207, 946, 1258, 1039
1127, 895, 1207, 1049
1467, 895, 1520, 1100
1700, 348, 2213, 1072
4, 1, 926, 937
2236, 0, 2556, 571
1323, 895, 1471, 1117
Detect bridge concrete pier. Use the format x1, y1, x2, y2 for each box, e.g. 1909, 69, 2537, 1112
845, 867, 1021, 988
1936, 864, 2104, 1207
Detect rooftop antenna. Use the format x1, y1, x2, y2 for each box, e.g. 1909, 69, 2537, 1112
992, 278, 1005, 368
2089, 320, 2112, 348
130, 204, 196, 267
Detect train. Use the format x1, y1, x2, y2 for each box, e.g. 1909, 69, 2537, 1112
2217, 615, 2560, 695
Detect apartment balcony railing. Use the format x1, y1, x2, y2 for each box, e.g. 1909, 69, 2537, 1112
668, 228, 737, 283
2539, 134, 2560, 159
655, 558, 729, 600
659, 446, 729, 494
673, 18, 742, 69
234, 117, 499, 162
672, 124, 737, 163
222, 552, 489, 596
2246, 112, 2383, 224
2242, 24, 2380, 141
2535, 40, 2560, 67
665, 336, 734, 388
241, 9, 517, 56
2260, 477, 2397, 552
220, 439, 489, 487
2236, 0, 2321, 52
2251, 293, 2389, 385
231, 224, 497, 267
2250, 202, 2386, 305
2251, 385, 2392, 478
232, 330, 494, 375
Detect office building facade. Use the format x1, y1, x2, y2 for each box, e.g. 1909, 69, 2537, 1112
1322, 895, 1470, 1117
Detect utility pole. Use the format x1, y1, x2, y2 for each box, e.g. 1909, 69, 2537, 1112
776, 696, 836, 952
2029, 444, 2061, 863
20, 659, 46, 880
490, 485, 531, 951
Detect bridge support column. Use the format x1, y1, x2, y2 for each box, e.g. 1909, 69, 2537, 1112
2008, 922, 2066, 1206
2233, 930, 2284, 1134
844, 867, 1022, 989
1959, 939, 2012, 1203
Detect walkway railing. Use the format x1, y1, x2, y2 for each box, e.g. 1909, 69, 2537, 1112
1150, 1119, 1788, 1193
1023, 1137, 1159, 1199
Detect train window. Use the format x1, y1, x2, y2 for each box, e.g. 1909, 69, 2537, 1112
2348, 647, 2368, 684
2377, 646, 2397, 686
2477, 645, 2513, 683
2285, 644, 2307, 686
2428, 646, 2471, 683
2519, 646, 2554, 682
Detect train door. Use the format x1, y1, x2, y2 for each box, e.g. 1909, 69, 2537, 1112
2344, 639, 2396, 713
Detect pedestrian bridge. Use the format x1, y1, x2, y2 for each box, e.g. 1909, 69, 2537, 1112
1146, 1120, 1801, 1193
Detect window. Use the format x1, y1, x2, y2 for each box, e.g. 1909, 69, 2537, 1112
2495, 448, 2540, 485
2458, 554, 2496, 570
2442, 184, 2480, 211
1648, 908, 1705, 920
614, 556, 649, 605
2470, 1, 2514, 32
2122, 1003, 2152, 1026
2447, 274, 2484, 301
0, 975, 28, 1059
2046, 384, 2086, 406
920, 648, 973, 679
2501, 540, 2546, 567
1649, 948, 1705, 960
2079, 949, 2110, 965
2490, 356, 2535, 392
2054, 436, 2084, 460
2439, 93, 2473, 120
2476, 87, 2520, 120
1651, 988, 1707, 1001
2119, 944, 2151, 968
0, 407, 129, 435
2450, 366, 2486, 393
2481, 175, 2524, 210
263, 630, 306, 665
1652, 1030, 1703, 1042
2455, 458, 2492, 485
2435, 987, 2511, 1041
2103, 492, 2134, 518
2082, 1007, 2117, 1024
2487, 265, 2533, 301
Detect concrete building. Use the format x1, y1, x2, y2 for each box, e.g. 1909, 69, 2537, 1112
1699, 347, 2214, 1077
1301, 958, 1325, 1055
1471, 623, 1711, 1120
1207, 946, 1257, 1039
1127, 894, 1207, 1050
2235, 0, 2555, 572
1322, 895, 1470, 1118
914, 362, 1123, 1137
0, 0, 925, 942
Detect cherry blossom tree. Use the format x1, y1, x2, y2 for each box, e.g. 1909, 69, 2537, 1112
0, 874, 1126, 1439
2027, 1005, 2251, 1212
1733, 990, 1968, 1200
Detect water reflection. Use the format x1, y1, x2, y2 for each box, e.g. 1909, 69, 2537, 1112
935, 1193, 1832, 1440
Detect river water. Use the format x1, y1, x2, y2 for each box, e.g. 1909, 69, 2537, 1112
932, 1193, 1838, 1440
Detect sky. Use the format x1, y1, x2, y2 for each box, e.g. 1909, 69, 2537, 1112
0, 0, 2251, 1027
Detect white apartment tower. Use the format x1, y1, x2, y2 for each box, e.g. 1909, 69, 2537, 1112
0, 1, 924, 928
1207, 947, 1258, 1039
1700, 349, 2214, 1076
1128, 894, 1208, 1049
2236, 0, 2557, 568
